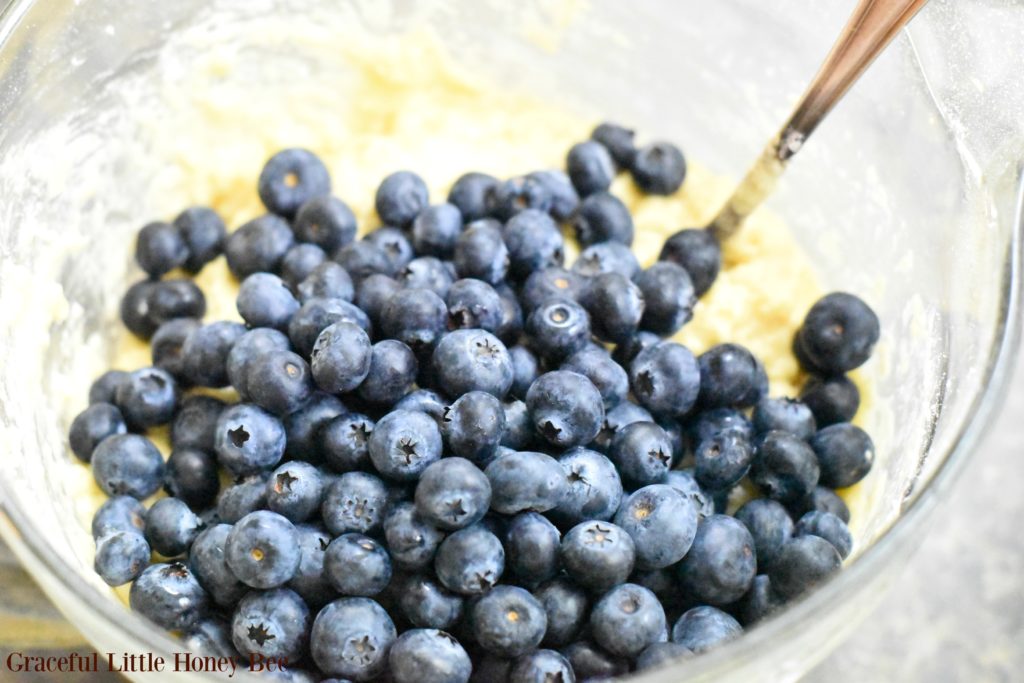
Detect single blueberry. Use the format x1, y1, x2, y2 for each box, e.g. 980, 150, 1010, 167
412, 203, 464, 258
630, 142, 686, 195
324, 533, 392, 597
502, 209, 564, 281
365, 225, 415, 273
752, 397, 817, 440
486, 451, 566, 515
501, 399, 535, 451
526, 371, 604, 449
572, 241, 641, 280
560, 520, 635, 592
495, 281, 525, 345
487, 175, 553, 221
69, 402, 126, 463
795, 292, 880, 375
527, 169, 580, 220
246, 349, 314, 416
216, 473, 270, 524
310, 597, 396, 680
322, 413, 375, 473
591, 122, 637, 168
91, 434, 165, 499
376, 170, 429, 227
129, 562, 208, 631
800, 374, 861, 427
608, 421, 673, 487
266, 461, 324, 523
697, 343, 763, 409
750, 430, 821, 504
115, 366, 178, 429
614, 484, 699, 570
389, 629, 472, 683
768, 535, 842, 600
258, 148, 331, 217
446, 279, 504, 333
441, 392, 506, 464
452, 219, 510, 285
147, 279, 207, 328
659, 228, 721, 297
634, 262, 696, 335
508, 649, 575, 683
335, 240, 394, 282
296, 261, 355, 305
471, 585, 547, 658
280, 243, 328, 288
356, 339, 418, 406
382, 288, 449, 354
368, 409, 442, 482
508, 345, 541, 401
224, 214, 295, 278
448, 171, 499, 222
629, 342, 701, 419
534, 578, 588, 648
415, 457, 491, 531
503, 512, 562, 589
120, 280, 159, 339
794, 510, 853, 559
294, 195, 357, 253
354, 273, 400, 331
174, 206, 226, 272
526, 299, 591, 364
226, 328, 291, 399
590, 583, 667, 658
91, 495, 146, 540
145, 497, 201, 557
519, 267, 583, 315
434, 523, 505, 596
135, 220, 188, 277
397, 255, 457, 298
572, 191, 634, 247
231, 587, 311, 661
395, 574, 464, 630
567, 140, 615, 197
670, 606, 741, 654
694, 429, 755, 492
94, 531, 150, 586
189, 524, 248, 607
809, 422, 875, 489
432, 329, 514, 399
288, 523, 335, 608
182, 321, 247, 388
321, 471, 390, 536
734, 498, 794, 569
151, 318, 201, 380
580, 272, 644, 344
384, 501, 445, 571
225, 510, 301, 589
214, 403, 287, 475
310, 321, 372, 394
550, 448, 623, 528
676, 514, 757, 605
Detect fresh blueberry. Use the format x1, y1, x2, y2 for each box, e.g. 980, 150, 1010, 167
394, 389, 449, 425
578, 272, 644, 345
92, 495, 146, 540
265, 461, 323, 523
752, 397, 816, 441
225, 510, 300, 589
527, 169, 580, 220
235, 274, 299, 332
634, 262, 696, 335
590, 583, 666, 658
630, 142, 686, 195
734, 498, 794, 569
144, 497, 201, 557
288, 523, 335, 608
89, 370, 129, 406
449, 172, 499, 222
150, 318, 200, 380
794, 510, 853, 559
567, 141, 615, 197
796, 291, 881, 375
501, 400, 534, 451
258, 148, 331, 218
487, 175, 553, 220
296, 262, 355, 306
591, 122, 637, 168
736, 573, 782, 626
324, 533, 392, 597
357, 340, 417, 406
382, 288, 449, 354
697, 343, 763, 409
120, 280, 159, 339
365, 225, 415, 274
533, 578, 588, 648
434, 523, 505, 595
226, 328, 291, 399
572, 241, 640, 280
225, 214, 295, 278
283, 392, 347, 464
398, 256, 457, 298
69, 402, 126, 463
810, 422, 875, 489
592, 400, 654, 453
561, 640, 629, 680
182, 321, 247, 388
354, 273, 401, 330
115, 366, 178, 429
800, 375, 861, 427
526, 371, 604, 449
281, 243, 328, 288
231, 587, 311, 661
560, 347, 628, 410
413, 457, 489, 531
659, 228, 721, 297
664, 470, 715, 519
94, 531, 150, 586
321, 471, 390, 536
147, 279, 207, 328
396, 574, 464, 629
608, 421, 673, 487
471, 585, 547, 657
376, 170, 429, 228
189, 524, 247, 607
796, 485, 851, 524
182, 617, 240, 660
174, 206, 226, 273
310, 597, 396, 680
635, 641, 693, 671
412, 203, 464, 258
335, 240, 394, 282
388, 629, 471, 683
689, 407, 755, 445
611, 330, 660, 370
135, 221, 188, 277
384, 501, 445, 570
502, 512, 561, 590
508, 649, 574, 683
453, 219, 510, 285
629, 342, 701, 419
308, 321, 372, 394
129, 562, 208, 631
216, 473, 270, 524
614, 484, 699, 570
322, 413, 375, 473
676, 514, 756, 605
485, 451, 566, 516
694, 429, 754, 491
519, 267, 583, 315
560, 520, 635, 592
768, 535, 842, 599
749, 430, 820, 504
246, 349, 314, 416
91, 434, 165, 499
214, 403, 286, 476
670, 606, 741, 654
432, 329, 514, 399
294, 195, 357, 252
288, 297, 371, 357
572, 191, 633, 247
508, 346, 540, 401
368, 409, 442, 482
439, 392, 505, 464
446, 279, 504, 333
502, 209, 564, 281
524, 300, 589, 364
550, 448, 623, 527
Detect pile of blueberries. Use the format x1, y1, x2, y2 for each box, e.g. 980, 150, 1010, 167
69, 122, 880, 683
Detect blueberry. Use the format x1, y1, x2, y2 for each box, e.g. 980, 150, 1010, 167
294, 195, 357, 252
150, 318, 200, 380
89, 370, 128, 406
396, 574, 464, 630
453, 219, 510, 285
214, 405, 287, 477
592, 401, 654, 453
634, 262, 696, 335
147, 279, 207, 328
216, 473, 270, 524
501, 400, 534, 451
379, 505, 440, 574
572, 241, 640, 280
526, 300, 591, 363
412, 203, 463, 258
752, 397, 816, 440
443, 279, 501, 333
225, 510, 300, 589
335, 240, 394, 282
500, 513, 559, 590
246, 350, 314, 416
289, 297, 371, 357
306, 321, 372, 395
394, 389, 448, 425
487, 175, 553, 220
676, 514, 756, 605
578, 272, 643, 345
800, 375, 860, 427
129, 562, 208, 631
227, 328, 291, 399
321, 471, 390, 535
281, 243, 328, 288
810, 422, 875, 488
114, 367, 178, 429
263, 461, 323, 523
231, 587, 311, 661
91, 434, 165, 499
635, 642, 693, 671
69, 402, 126, 463
527, 169, 580, 220
448, 172, 499, 222
366, 225, 416, 273
664, 470, 716, 520
794, 510, 853, 559
614, 484, 699, 570
796, 485, 851, 523
186, 523, 246, 608
183, 617, 240, 660
495, 282, 525, 344
398, 256, 457, 298
136, 220, 188, 277
258, 148, 331, 217
659, 228, 721, 297
572, 191, 633, 247
531, 578, 588, 648
368, 410, 442, 482
92, 495, 146, 540
697, 343, 763, 409
358, 345, 418, 409
182, 321, 247, 388
321, 413, 374, 472
526, 371, 604, 449
590, 583, 666, 658
508, 346, 540, 401
734, 498, 794, 569
225, 214, 295, 278
376, 170, 429, 227
435, 523, 505, 595
550, 448, 623, 527
736, 573, 782, 626
288, 523, 334, 608
670, 606, 741, 654
120, 280, 159, 339
629, 342, 701, 419
411, 460, 488, 533
144, 497, 201, 556
311, 597, 397, 680
174, 206, 226, 272
560, 520, 635, 592
750, 430, 821, 503
471, 585, 547, 657
694, 429, 755, 491
232, 274, 296, 332
438, 393, 504, 464
502, 209, 564, 281
611, 330, 660, 369
390, 629, 471, 683
323, 533, 392, 597
630, 142, 686, 195
606, 421, 669, 487
689, 406, 755, 444
94, 531, 150, 586
484, 451, 566, 516
382, 288, 449, 354
519, 267, 583, 315
795, 292, 880, 374
561, 640, 628, 680
283, 392, 347, 464
768, 534, 842, 599
591, 122, 637, 168
508, 649, 574, 683
560, 349, 628, 412
566, 141, 615, 197
432, 329, 514, 399
354, 273, 400, 330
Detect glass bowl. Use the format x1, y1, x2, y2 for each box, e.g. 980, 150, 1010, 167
0, 1, 1021, 680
